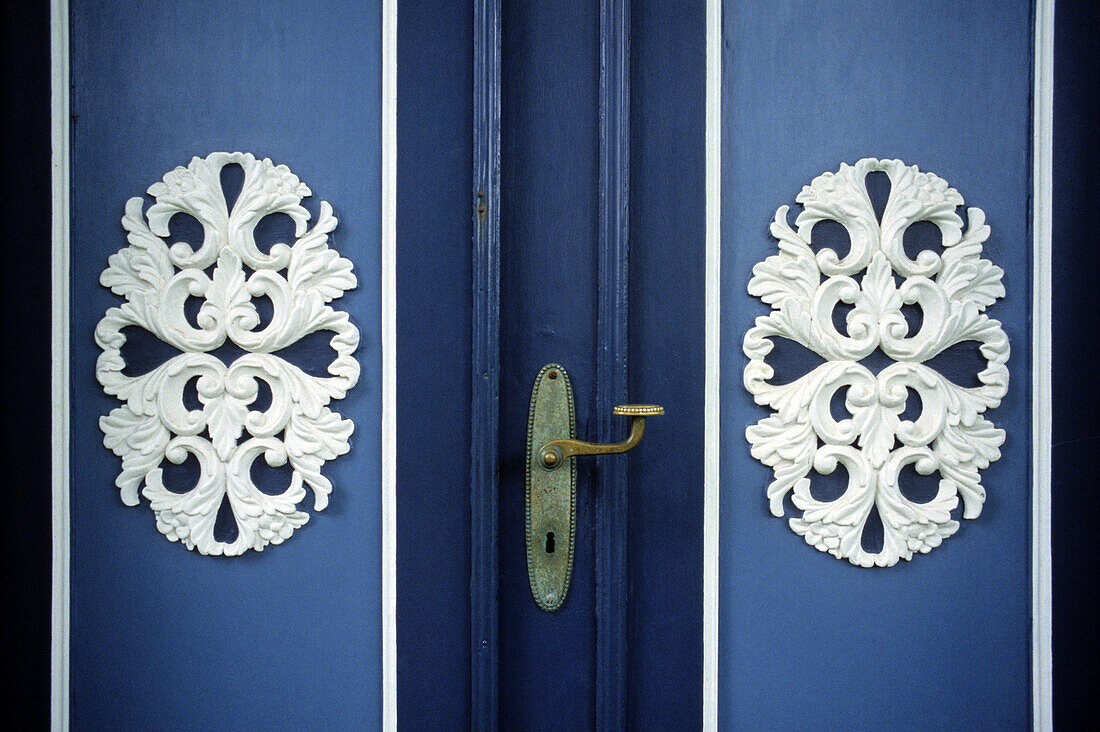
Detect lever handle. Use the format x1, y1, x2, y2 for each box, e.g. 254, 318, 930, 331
526, 364, 664, 611
538, 404, 664, 470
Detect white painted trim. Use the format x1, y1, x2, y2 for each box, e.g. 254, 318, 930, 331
381, 0, 398, 730
1032, 0, 1054, 728
50, 0, 70, 728
703, 0, 720, 727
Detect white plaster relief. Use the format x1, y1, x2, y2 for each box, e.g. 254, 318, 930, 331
743, 158, 1009, 567
96, 152, 359, 556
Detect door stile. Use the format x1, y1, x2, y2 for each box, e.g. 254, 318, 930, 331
470, 0, 502, 727
596, 0, 631, 727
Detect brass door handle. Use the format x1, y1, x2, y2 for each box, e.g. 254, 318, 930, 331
537, 404, 664, 470
525, 363, 664, 611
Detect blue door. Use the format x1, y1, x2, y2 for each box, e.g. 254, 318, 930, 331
64, 0, 1042, 729
396, 0, 1040, 729
396, 1, 705, 728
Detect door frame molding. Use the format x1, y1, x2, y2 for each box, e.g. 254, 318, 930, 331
469, 0, 502, 727
703, 0, 720, 726
594, 0, 632, 725
1031, 0, 1054, 726
382, 0, 397, 729
50, 0, 71, 728
700, 0, 1054, 727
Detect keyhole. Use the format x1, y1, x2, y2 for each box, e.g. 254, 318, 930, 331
545, 532, 555, 554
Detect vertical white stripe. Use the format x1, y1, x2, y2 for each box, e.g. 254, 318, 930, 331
381, 0, 398, 729
1032, 0, 1054, 729
703, 0, 721, 728
50, 0, 71, 729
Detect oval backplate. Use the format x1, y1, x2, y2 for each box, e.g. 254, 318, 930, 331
525, 363, 576, 612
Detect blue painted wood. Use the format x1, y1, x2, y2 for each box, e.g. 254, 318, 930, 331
45, 0, 1068, 726
720, 0, 1033, 727
595, 0, 631, 728
499, 1, 601, 725
68, 1, 383, 727
626, 0, 706, 726
396, 1, 474, 725
395, 2, 705, 723
470, 0, 502, 727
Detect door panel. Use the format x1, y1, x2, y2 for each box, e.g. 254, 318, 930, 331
68, 1, 383, 727
395, 1, 473, 724
396, 1, 707, 727
499, 1, 600, 726
720, 0, 1033, 727
627, 0, 706, 726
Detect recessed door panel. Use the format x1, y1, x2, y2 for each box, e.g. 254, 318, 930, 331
499, 2, 601, 724
68, 1, 383, 727
720, 1, 1033, 727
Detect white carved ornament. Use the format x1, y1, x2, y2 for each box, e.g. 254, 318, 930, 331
743, 158, 1009, 567
96, 152, 359, 556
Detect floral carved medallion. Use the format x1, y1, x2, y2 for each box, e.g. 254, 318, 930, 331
96, 152, 360, 555
743, 158, 1009, 567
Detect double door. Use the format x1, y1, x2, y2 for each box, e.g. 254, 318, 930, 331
66, 0, 1037, 728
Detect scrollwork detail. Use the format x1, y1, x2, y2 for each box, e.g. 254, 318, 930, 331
743, 158, 1008, 567
97, 152, 359, 556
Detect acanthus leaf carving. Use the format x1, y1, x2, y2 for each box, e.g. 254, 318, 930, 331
96, 152, 360, 556
743, 158, 1009, 567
